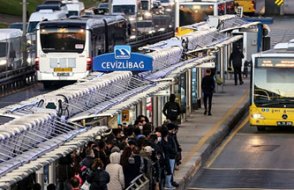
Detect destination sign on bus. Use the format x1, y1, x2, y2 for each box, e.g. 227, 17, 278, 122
256, 57, 294, 68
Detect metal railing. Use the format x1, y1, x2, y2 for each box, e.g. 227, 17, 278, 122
0, 34, 36, 94
125, 174, 150, 190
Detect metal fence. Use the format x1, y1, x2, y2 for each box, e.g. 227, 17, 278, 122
125, 174, 150, 190
0, 33, 36, 93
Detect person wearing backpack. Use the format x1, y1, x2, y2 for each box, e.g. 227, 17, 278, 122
163, 94, 181, 124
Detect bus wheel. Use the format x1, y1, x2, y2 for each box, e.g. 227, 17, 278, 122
257, 126, 266, 131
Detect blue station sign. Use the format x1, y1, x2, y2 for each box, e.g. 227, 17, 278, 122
93, 45, 153, 72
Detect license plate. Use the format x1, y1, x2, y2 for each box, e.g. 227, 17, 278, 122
277, 121, 293, 126
54, 68, 72, 72
57, 73, 70, 77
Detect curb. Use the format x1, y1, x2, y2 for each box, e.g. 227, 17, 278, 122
175, 101, 250, 190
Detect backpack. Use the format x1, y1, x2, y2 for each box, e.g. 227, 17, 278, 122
166, 102, 179, 121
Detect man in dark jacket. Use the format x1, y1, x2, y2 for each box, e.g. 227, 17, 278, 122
229, 45, 244, 85
87, 159, 110, 190
163, 94, 181, 123
201, 69, 215, 116
160, 125, 177, 189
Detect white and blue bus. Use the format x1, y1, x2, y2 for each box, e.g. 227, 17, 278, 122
36, 15, 128, 88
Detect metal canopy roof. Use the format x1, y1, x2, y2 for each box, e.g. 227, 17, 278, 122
0, 108, 89, 180
68, 82, 171, 122
141, 56, 214, 81
0, 126, 109, 189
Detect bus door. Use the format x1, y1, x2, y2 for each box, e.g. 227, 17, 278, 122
233, 29, 258, 65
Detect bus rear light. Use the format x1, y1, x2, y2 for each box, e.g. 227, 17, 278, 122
86, 57, 92, 71
35, 57, 39, 70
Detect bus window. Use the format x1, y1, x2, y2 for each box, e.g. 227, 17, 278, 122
218, 3, 225, 15
226, 1, 235, 14
179, 4, 213, 26
113, 5, 135, 15
0, 42, 7, 58
28, 21, 39, 33
40, 27, 86, 53
141, 1, 149, 11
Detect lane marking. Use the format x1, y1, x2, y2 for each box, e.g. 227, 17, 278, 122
206, 116, 249, 168
182, 89, 249, 164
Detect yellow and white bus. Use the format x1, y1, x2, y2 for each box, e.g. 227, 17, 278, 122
234, 0, 255, 15
250, 41, 294, 131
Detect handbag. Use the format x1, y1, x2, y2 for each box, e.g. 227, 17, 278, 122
80, 181, 90, 190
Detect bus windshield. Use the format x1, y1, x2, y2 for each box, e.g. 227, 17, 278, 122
113, 5, 135, 15
68, 11, 79, 16
179, 4, 213, 26
141, 1, 149, 10
40, 27, 86, 53
254, 67, 294, 108
0, 42, 7, 57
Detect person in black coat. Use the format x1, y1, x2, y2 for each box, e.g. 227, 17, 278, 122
201, 69, 215, 116
87, 158, 110, 190
160, 125, 177, 189
163, 94, 181, 123
229, 45, 245, 85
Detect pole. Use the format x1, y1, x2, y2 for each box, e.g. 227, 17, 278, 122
175, 0, 179, 30
109, 0, 113, 14
22, 0, 28, 67
22, 0, 27, 36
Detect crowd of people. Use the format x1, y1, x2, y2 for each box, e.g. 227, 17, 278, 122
38, 114, 182, 190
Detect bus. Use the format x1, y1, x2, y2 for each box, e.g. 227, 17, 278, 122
177, 0, 235, 27
35, 15, 127, 88
234, 0, 255, 15
250, 40, 294, 131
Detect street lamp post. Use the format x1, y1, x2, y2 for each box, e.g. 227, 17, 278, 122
22, 0, 28, 66
22, 0, 27, 36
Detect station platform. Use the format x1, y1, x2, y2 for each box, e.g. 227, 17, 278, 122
174, 77, 250, 189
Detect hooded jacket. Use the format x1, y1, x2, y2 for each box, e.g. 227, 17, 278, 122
105, 152, 125, 190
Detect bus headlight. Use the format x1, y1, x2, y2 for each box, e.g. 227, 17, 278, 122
144, 12, 152, 18
129, 17, 136, 21
27, 57, 32, 64
27, 39, 32, 45
130, 35, 136, 40
0, 60, 7, 66
251, 113, 265, 120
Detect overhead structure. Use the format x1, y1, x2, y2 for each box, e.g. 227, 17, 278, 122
69, 81, 172, 122
0, 108, 86, 179
0, 125, 109, 189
